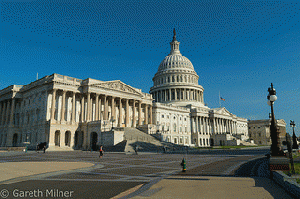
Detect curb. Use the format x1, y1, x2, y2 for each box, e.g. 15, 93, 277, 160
272, 170, 300, 198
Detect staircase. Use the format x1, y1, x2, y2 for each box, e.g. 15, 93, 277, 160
239, 140, 257, 146
104, 127, 195, 153
123, 127, 163, 152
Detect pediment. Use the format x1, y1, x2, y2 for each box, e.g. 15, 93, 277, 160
93, 81, 143, 96
215, 107, 232, 116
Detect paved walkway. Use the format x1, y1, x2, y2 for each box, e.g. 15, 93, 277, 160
117, 176, 294, 199
0, 161, 94, 183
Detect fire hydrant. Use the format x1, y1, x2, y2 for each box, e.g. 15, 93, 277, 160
181, 158, 186, 172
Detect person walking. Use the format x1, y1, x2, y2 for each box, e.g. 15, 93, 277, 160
99, 145, 104, 158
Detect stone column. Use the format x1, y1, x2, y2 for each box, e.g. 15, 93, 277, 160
72, 92, 76, 123
98, 96, 102, 120
226, 120, 229, 133
86, 93, 90, 121
0, 102, 2, 125
70, 131, 75, 149
132, 99, 136, 127
111, 97, 115, 121
95, 94, 99, 121
169, 89, 171, 101
219, 119, 221, 133
195, 116, 198, 133
48, 129, 56, 148
60, 131, 65, 147
215, 119, 218, 134
174, 88, 177, 100
125, 99, 129, 127
61, 91, 66, 122
145, 104, 148, 125
51, 89, 56, 121
149, 105, 153, 124
198, 117, 201, 133
118, 98, 122, 127
9, 98, 15, 126
1, 101, 5, 125
206, 118, 209, 134
103, 95, 107, 120
138, 100, 142, 126
164, 90, 167, 102
2, 101, 7, 125
5, 101, 10, 125
81, 96, 84, 122
222, 119, 225, 133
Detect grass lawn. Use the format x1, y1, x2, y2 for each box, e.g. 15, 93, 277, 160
293, 152, 300, 159
283, 162, 300, 184
194, 145, 267, 150
214, 145, 260, 149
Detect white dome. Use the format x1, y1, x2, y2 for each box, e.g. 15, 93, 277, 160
150, 29, 204, 107
157, 54, 195, 72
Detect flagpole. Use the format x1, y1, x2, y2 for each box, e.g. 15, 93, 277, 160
219, 91, 221, 108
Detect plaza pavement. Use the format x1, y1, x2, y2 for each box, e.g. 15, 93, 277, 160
115, 175, 294, 199
0, 161, 94, 183
0, 151, 295, 199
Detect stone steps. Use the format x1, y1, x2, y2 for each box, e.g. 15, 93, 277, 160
239, 140, 257, 146
123, 127, 163, 152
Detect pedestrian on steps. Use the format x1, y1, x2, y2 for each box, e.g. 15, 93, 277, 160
99, 145, 104, 158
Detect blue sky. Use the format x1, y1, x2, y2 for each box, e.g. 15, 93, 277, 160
1, 0, 300, 136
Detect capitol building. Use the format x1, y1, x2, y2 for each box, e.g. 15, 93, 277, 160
0, 30, 252, 150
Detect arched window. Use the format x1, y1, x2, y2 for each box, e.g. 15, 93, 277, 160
173, 123, 176, 132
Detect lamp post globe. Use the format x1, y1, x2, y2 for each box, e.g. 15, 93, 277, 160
269, 95, 277, 102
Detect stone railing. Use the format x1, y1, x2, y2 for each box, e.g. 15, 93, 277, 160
53, 73, 82, 86
272, 171, 300, 198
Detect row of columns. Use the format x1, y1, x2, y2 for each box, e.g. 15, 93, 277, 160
0, 99, 15, 126
152, 88, 203, 103
50, 89, 153, 127
192, 116, 237, 135
154, 74, 197, 86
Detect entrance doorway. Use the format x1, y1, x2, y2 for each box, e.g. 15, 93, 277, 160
91, 132, 98, 151
65, 131, 71, 147
12, 133, 18, 147
210, 138, 214, 147
55, 131, 60, 146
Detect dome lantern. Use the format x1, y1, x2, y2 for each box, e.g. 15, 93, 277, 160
169, 28, 181, 56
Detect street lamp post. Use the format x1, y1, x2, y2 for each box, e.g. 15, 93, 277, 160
267, 83, 282, 156
290, 120, 298, 149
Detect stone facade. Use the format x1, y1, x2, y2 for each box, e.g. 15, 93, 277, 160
0, 74, 153, 150
248, 119, 286, 146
